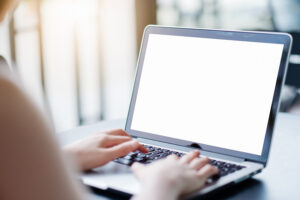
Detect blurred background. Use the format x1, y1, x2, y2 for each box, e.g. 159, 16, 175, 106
0, 0, 299, 132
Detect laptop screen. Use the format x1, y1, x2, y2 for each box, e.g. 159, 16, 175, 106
130, 33, 284, 156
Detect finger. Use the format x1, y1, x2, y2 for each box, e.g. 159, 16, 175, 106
103, 130, 149, 152
137, 144, 149, 153
106, 140, 142, 159
167, 154, 179, 160
102, 135, 132, 147
180, 150, 200, 164
104, 135, 148, 153
197, 164, 219, 179
106, 129, 130, 137
189, 157, 210, 171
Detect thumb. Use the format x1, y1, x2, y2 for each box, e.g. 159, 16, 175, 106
106, 140, 140, 160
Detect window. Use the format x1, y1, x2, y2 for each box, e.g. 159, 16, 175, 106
7, 0, 137, 132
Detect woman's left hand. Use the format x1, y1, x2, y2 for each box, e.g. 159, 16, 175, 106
63, 129, 148, 171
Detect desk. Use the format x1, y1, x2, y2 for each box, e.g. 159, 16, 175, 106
59, 113, 300, 200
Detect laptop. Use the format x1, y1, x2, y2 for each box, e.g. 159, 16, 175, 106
82, 26, 292, 198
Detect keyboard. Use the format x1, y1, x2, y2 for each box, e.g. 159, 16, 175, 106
114, 145, 245, 178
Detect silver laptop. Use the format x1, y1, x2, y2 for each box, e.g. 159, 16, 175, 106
82, 26, 292, 199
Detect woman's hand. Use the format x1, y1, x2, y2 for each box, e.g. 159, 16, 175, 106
131, 151, 218, 200
63, 129, 148, 171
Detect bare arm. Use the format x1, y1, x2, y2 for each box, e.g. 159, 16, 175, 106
0, 71, 85, 200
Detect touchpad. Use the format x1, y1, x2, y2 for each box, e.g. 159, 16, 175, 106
81, 162, 140, 195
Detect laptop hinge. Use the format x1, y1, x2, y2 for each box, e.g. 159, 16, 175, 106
137, 138, 247, 163
245, 158, 266, 167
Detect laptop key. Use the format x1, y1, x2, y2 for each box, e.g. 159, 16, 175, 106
137, 153, 146, 158
123, 155, 133, 160
114, 144, 246, 178
145, 152, 154, 156
220, 171, 228, 177
115, 158, 133, 166
134, 157, 146, 162
128, 152, 138, 157
161, 153, 170, 158
144, 160, 152, 164
225, 163, 233, 168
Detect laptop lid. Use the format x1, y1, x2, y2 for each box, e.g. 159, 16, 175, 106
125, 26, 292, 165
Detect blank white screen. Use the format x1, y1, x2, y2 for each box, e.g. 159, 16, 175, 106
131, 34, 284, 155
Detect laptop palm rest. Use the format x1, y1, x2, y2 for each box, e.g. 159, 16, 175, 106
82, 162, 140, 195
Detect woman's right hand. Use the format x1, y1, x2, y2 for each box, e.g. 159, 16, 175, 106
131, 151, 219, 200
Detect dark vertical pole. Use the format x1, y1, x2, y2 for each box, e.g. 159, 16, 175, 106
135, 0, 157, 55
36, 0, 55, 123
212, 0, 221, 28
268, 0, 278, 31
73, 27, 84, 125
36, 0, 47, 97
97, 2, 106, 121
9, 11, 17, 69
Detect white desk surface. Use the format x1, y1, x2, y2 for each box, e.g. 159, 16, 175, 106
59, 112, 300, 200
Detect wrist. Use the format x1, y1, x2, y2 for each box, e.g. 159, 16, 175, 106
63, 145, 85, 170
137, 178, 179, 200
63, 145, 78, 158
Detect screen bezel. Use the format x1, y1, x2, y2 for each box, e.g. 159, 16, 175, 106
125, 26, 292, 165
